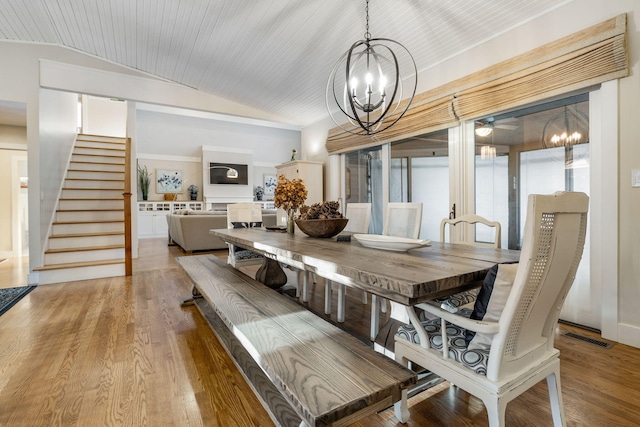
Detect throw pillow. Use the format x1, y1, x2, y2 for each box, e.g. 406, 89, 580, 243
465, 262, 519, 349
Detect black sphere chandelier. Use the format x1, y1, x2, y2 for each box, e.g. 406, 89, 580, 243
326, 0, 417, 136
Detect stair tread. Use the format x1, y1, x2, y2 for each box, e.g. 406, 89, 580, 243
65, 178, 125, 181
69, 159, 125, 164
57, 208, 124, 212
76, 144, 125, 149
53, 219, 124, 225
35, 259, 125, 271
50, 231, 124, 238
45, 244, 125, 254
67, 169, 123, 173
60, 197, 124, 202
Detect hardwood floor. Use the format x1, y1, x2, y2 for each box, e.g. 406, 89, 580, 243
0, 256, 29, 289
1, 238, 639, 426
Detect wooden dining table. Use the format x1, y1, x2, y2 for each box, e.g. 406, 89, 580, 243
209, 228, 521, 353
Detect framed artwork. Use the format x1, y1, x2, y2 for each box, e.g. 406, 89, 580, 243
156, 169, 183, 193
264, 174, 277, 198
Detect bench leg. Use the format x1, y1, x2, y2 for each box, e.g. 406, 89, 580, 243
180, 285, 203, 307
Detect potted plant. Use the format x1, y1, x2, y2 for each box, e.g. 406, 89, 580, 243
188, 184, 199, 200
255, 185, 264, 201
138, 165, 151, 200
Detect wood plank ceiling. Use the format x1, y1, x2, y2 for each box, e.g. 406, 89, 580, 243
0, 0, 567, 126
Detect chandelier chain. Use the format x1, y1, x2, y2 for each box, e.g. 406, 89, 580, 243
364, 0, 371, 40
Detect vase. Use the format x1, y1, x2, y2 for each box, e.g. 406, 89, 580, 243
190, 193, 197, 200
287, 215, 295, 234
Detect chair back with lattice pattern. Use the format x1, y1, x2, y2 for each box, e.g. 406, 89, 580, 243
487, 192, 588, 381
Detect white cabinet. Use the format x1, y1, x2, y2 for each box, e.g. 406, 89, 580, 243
137, 202, 203, 238
276, 160, 323, 204
256, 201, 276, 210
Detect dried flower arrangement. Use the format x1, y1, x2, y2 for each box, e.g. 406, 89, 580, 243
274, 175, 308, 218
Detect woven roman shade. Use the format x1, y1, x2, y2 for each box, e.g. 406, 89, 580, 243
326, 14, 628, 154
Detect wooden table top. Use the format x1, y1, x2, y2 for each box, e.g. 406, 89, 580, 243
210, 228, 521, 305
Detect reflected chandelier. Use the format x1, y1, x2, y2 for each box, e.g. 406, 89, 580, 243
326, 0, 417, 136
542, 105, 588, 148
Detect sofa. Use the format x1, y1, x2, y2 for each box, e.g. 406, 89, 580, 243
166, 209, 278, 253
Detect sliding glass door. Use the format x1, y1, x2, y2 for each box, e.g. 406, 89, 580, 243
340, 91, 600, 330
390, 130, 449, 241
473, 94, 593, 328
344, 147, 384, 234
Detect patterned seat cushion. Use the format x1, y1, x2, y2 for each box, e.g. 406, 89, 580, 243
418, 288, 479, 322
396, 308, 490, 376
231, 222, 264, 258
234, 249, 264, 260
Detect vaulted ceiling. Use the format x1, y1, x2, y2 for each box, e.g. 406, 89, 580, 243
0, 0, 566, 127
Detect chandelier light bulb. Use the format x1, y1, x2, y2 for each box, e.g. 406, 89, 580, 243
379, 75, 387, 93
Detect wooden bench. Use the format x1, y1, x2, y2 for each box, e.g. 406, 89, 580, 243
177, 254, 416, 427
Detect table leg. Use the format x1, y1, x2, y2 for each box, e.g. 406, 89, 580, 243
301, 271, 311, 302
255, 258, 288, 289
370, 295, 381, 341
337, 283, 346, 323
324, 280, 332, 314
373, 301, 412, 356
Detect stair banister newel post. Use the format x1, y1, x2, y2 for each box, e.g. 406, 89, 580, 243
124, 137, 132, 276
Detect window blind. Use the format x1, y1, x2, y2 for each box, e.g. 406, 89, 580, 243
326, 14, 627, 154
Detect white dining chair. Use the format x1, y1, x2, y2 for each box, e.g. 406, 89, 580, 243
393, 191, 589, 426
369, 202, 424, 341
383, 202, 423, 239
325, 203, 371, 321
440, 213, 501, 248
226, 203, 265, 269
430, 214, 502, 313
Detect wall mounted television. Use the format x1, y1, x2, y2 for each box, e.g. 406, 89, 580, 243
209, 162, 248, 185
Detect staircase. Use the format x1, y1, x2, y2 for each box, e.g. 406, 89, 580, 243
36, 134, 128, 285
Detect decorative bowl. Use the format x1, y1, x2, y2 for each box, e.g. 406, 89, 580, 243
295, 218, 349, 238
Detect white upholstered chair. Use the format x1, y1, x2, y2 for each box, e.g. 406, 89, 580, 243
440, 214, 502, 248
226, 203, 265, 269
370, 202, 424, 341
325, 203, 372, 321
383, 202, 423, 239
393, 191, 589, 426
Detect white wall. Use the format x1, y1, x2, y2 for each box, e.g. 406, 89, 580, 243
37, 88, 79, 260
136, 107, 301, 203
0, 125, 27, 146
0, 125, 27, 257
82, 95, 127, 137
